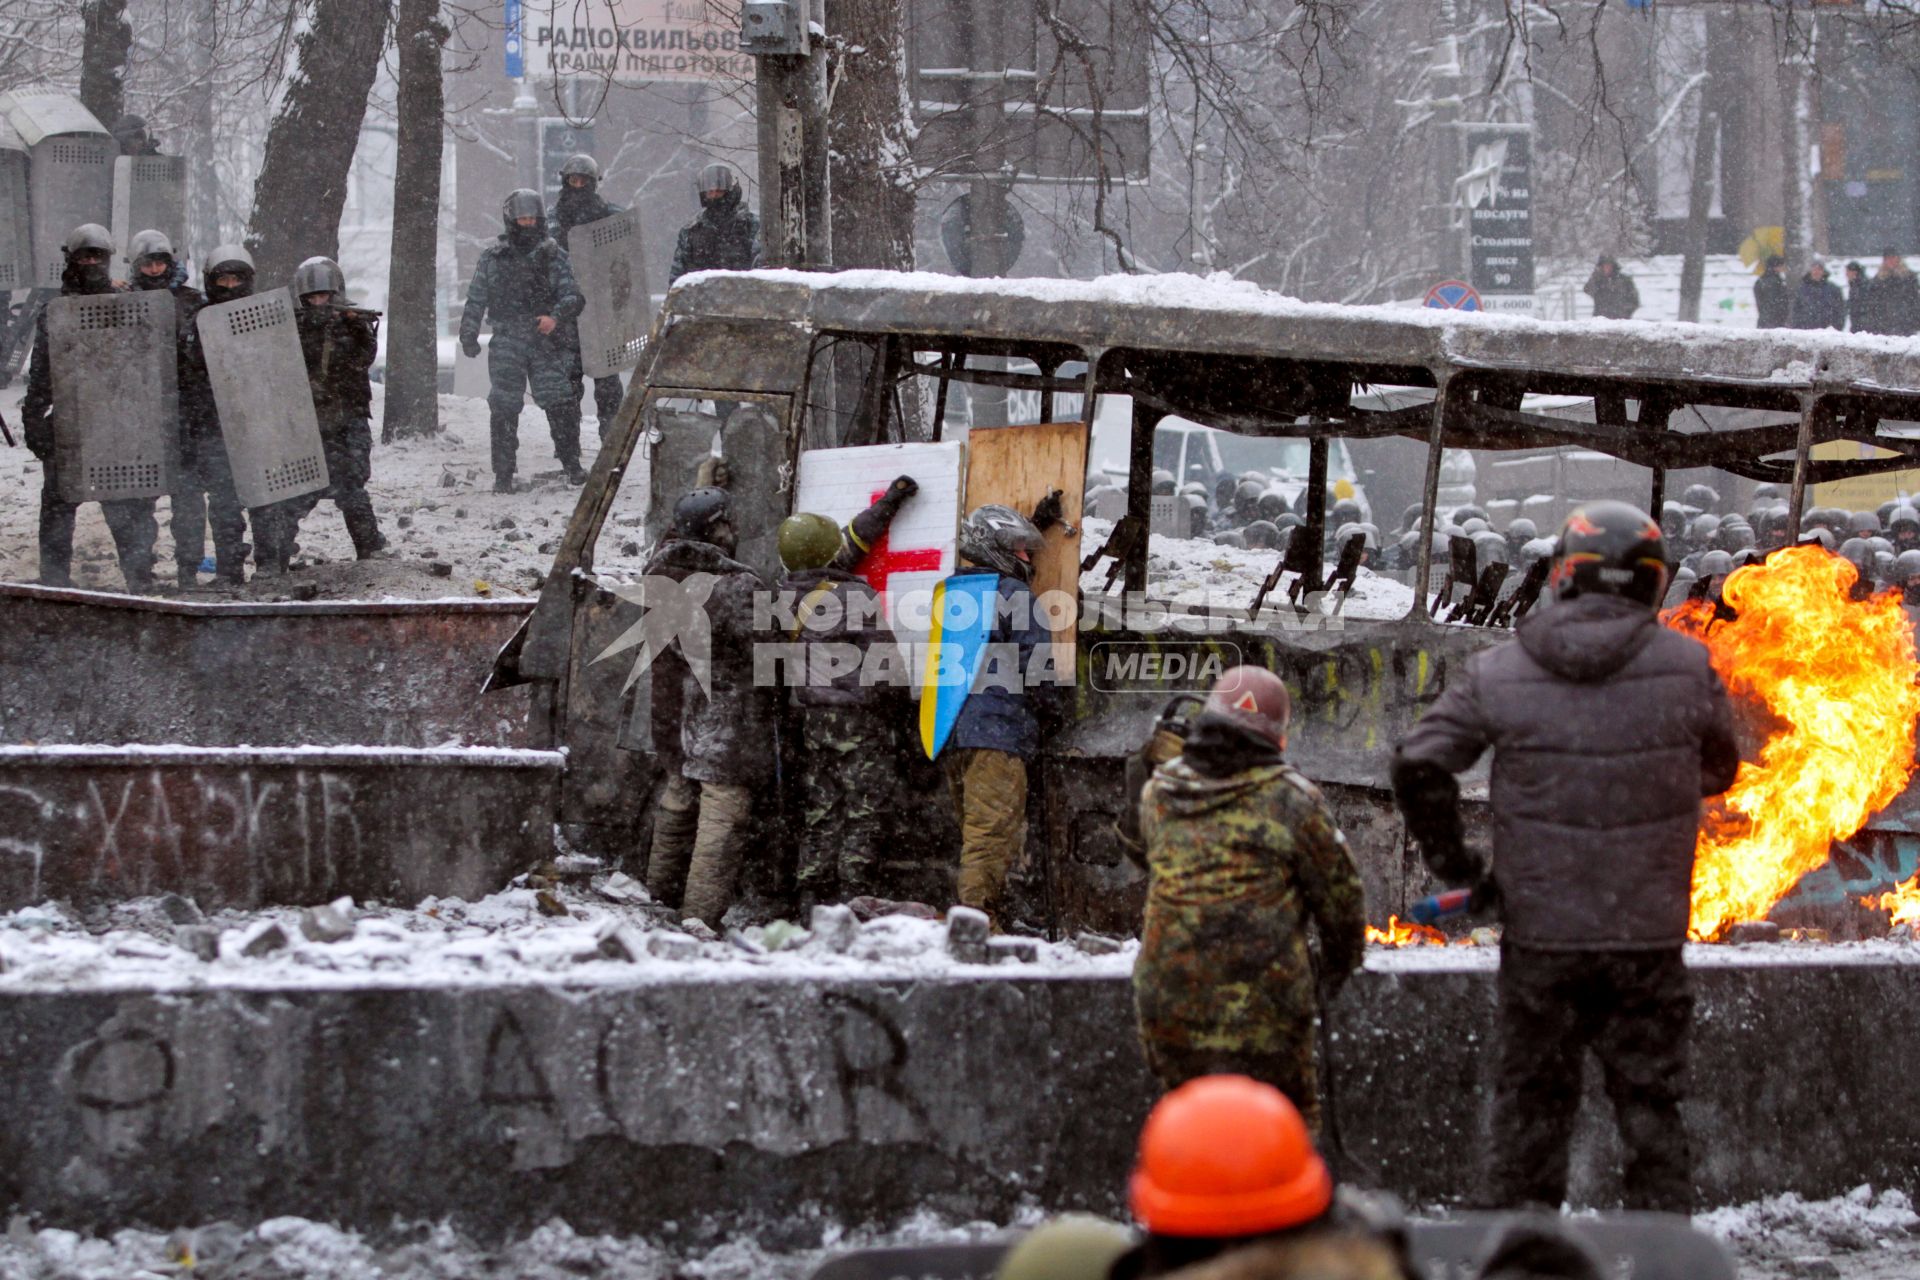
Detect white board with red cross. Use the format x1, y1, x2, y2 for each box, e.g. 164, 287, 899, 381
792, 441, 964, 641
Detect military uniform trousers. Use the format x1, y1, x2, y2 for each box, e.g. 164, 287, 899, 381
796, 705, 893, 900
943, 747, 1026, 925
487, 323, 582, 478
170, 434, 247, 582
284, 416, 383, 559
1491, 943, 1694, 1213
37, 459, 158, 590
646, 772, 756, 930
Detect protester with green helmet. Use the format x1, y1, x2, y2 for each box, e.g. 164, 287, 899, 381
776, 476, 919, 913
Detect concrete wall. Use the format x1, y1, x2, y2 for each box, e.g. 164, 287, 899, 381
1, 959, 1914, 1242
0, 586, 536, 749
0, 747, 563, 910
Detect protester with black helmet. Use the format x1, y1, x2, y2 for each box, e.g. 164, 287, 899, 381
1390, 500, 1739, 1213
669, 162, 762, 283
642, 473, 774, 930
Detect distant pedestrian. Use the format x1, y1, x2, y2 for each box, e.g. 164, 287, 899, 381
1873, 249, 1919, 336
1845, 261, 1872, 332
1789, 261, 1845, 331
1753, 255, 1790, 329
1582, 255, 1639, 320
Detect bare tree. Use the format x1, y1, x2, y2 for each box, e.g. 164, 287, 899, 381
383, 0, 449, 441
246, 0, 392, 288
78, 0, 132, 126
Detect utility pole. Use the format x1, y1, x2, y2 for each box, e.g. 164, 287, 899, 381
745, 0, 831, 270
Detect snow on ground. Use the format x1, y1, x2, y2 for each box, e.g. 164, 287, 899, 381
0, 384, 601, 600
1080, 516, 1418, 625
1, 1191, 1917, 1279
0, 874, 1138, 995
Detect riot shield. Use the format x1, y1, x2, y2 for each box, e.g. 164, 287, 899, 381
0, 122, 27, 292
0, 85, 114, 288
195, 288, 329, 508
569, 210, 652, 379
112, 154, 188, 260
47, 288, 179, 503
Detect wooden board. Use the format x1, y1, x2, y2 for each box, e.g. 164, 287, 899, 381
963, 421, 1089, 663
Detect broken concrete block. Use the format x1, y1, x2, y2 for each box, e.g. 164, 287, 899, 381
175, 926, 220, 961
809, 904, 860, 953
1727, 921, 1781, 945
848, 895, 940, 922
594, 919, 645, 962
946, 907, 991, 963
987, 937, 1038, 965
240, 922, 289, 957
646, 931, 700, 960
157, 893, 204, 926
1071, 932, 1122, 957
594, 872, 649, 904
430, 561, 454, 578
299, 903, 355, 944
679, 918, 719, 942
1789, 1258, 1840, 1279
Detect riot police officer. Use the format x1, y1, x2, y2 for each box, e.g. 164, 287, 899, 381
459, 189, 587, 490
265, 257, 388, 572
129, 229, 246, 588
550, 154, 627, 438
669, 163, 761, 283
19, 224, 160, 591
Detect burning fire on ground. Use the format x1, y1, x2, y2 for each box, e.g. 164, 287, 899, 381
1371, 544, 1920, 946
1664, 545, 1920, 940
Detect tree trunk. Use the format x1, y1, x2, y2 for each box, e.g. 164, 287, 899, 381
246, 0, 392, 290
78, 0, 133, 130
1678, 105, 1718, 324
826, 0, 919, 438
382, 0, 449, 442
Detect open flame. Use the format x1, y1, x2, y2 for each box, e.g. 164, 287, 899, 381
1870, 872, 1920, 929
1665, 545, 1920, 940
1366, 915, 1457, 946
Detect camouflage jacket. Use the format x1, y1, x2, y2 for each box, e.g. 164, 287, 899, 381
458, 233, 584, 343
1134, 745, 1367, 1058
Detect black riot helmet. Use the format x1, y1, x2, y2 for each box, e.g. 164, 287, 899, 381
697, 162, 741, 213
502, 188, 547, 249
61, 223, 114, 293
1548, 500, 1670, 608
293, 256, 346, 303
672, 486, 735, 550
559, 153, 601, 188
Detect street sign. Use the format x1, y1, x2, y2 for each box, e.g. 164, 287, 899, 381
520, 0, 753, 83
1466, 127, 1535, 300
1424, 280, 1483, 311
505, 0, 524, 77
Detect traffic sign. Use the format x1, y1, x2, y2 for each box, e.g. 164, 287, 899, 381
1424, 280, 1483, 311
504, 0, 524, 78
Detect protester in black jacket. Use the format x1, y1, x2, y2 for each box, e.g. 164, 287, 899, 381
1789, 261, 1846, 331
1873, 250, 1920, 336
1582, 255, 1639, 320
1754, 256, 1790, 328
1845, 261, 1872, 332
1392, 501, 1738, 1214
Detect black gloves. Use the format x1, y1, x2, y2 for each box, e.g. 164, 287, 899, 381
1031, 488, 1066, 531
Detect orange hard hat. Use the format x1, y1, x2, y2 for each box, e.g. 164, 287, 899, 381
1128, 1075, 1332, 1238
1204, 665, 1291, 748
